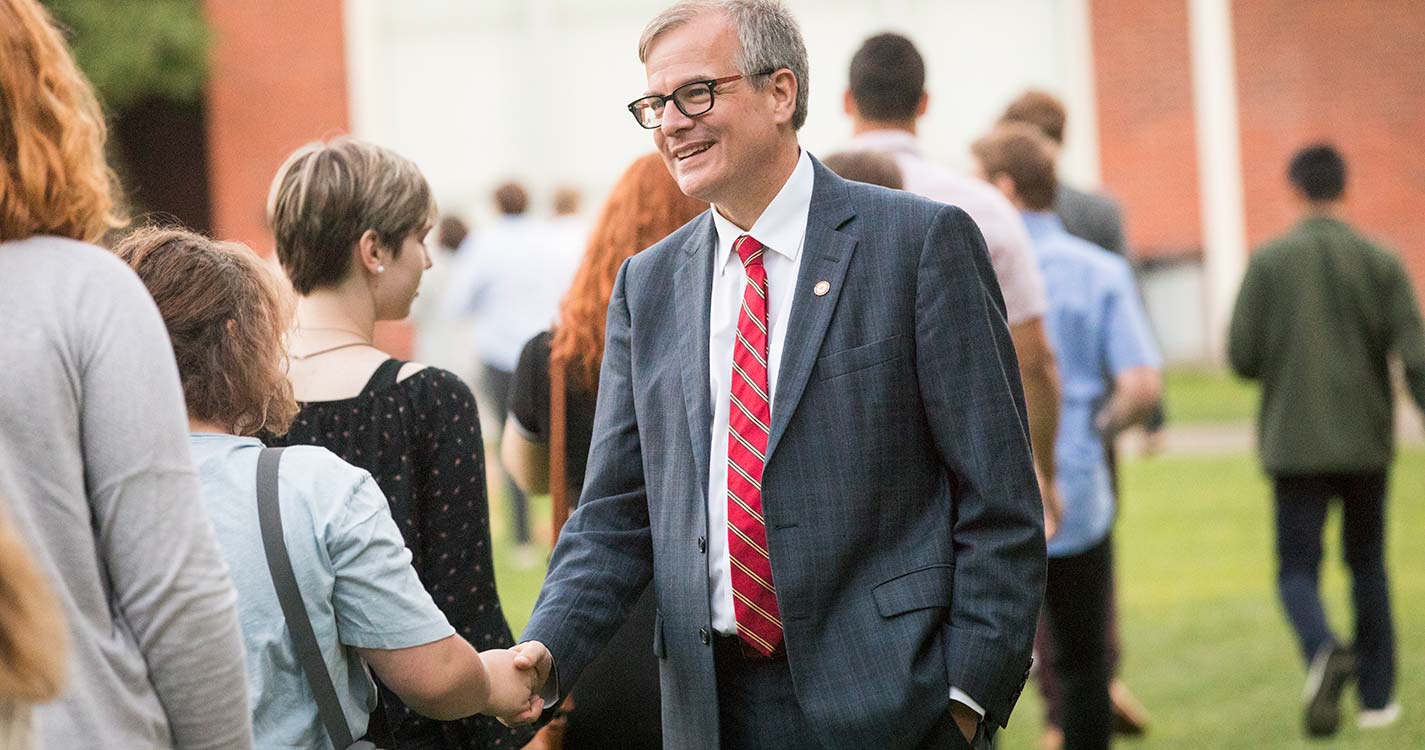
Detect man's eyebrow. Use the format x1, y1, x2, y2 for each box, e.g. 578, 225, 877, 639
644, 73, 714, 96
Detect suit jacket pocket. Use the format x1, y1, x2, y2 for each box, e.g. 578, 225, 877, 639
653, 609, 666, 658
816, 335, 903, 382
872, 562, 955, 618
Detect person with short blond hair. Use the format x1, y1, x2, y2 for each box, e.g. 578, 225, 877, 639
264, 137, 533, 749
0, 1, 252, 747
115, 226, 537, 749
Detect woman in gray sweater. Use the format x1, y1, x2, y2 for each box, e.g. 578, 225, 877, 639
0, 0, 252, 746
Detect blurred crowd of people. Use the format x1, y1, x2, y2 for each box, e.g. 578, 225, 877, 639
0, 0, 1417, 749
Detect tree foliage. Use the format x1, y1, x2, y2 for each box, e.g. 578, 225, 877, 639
43, 0, 210, 109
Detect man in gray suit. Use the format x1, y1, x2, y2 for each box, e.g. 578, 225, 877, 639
999, 91, 1126, 257
501, 3, 1045, 748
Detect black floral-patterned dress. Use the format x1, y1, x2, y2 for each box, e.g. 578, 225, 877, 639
268, 358, 532, 749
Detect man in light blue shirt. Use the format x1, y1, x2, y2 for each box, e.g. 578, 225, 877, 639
973, 123, 1162, 750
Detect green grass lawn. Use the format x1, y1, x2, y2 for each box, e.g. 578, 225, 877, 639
488, 449, 1424, 749
1163, 367, 1259, 425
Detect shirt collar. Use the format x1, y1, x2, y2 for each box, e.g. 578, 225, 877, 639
1020, 210, 1066, 240
848, 128, 921, 157
711, 148, 814, 275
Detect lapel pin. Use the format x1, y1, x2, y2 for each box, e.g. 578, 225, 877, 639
814, 280, 830, 297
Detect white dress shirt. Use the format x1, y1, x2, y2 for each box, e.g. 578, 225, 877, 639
707, 148, 813, 635
850, 128, 1048, 327
705, 148, 986, 720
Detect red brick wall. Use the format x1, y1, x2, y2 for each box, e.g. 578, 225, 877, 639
1233, 0, 1425, 291
1089, 0, 1203, 260
203, 0, 350, 253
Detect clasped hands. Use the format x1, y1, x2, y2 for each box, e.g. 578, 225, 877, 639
481, 641, 555, 725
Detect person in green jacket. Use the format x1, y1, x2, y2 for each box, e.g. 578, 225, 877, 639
1229, 143, 1425, 737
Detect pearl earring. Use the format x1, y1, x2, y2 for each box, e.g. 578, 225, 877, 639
376, 265, 385, 273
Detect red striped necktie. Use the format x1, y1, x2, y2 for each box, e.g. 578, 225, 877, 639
726, 234, 783, 657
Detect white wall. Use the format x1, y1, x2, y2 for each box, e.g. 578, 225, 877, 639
346, 0, 1099, 225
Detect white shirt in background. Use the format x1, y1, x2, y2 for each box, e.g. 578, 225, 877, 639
442, 215, 583, 373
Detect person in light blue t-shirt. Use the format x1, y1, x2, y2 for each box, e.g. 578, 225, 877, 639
115, 226, 543, 750
974, 124, 1162, 750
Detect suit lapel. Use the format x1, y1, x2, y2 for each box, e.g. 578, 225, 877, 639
675, 213, 718, 498
765, 162, 858, 463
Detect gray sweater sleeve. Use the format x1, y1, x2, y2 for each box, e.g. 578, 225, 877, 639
76, 262, 253, 749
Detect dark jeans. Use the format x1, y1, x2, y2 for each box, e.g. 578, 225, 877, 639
1273, 471, 1395, 710
1042, 536, 1113, 750
482, 364, 530, 544
1033, 567, 1120, 728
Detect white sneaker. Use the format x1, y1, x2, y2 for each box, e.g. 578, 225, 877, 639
1358, 703, 1401, 729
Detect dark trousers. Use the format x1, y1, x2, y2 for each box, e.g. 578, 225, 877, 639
714, 638, 823, 750
1034, 569, 1121, 728
1042, 537, 1113, 750
481, 364, 530, 544
1273, 471, 1395, 709
713, 638, 981, 750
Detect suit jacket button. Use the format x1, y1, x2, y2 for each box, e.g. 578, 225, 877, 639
699, 627, 710, 645
697, 536, 707, 553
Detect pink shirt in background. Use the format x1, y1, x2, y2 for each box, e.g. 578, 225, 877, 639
850, 129, 1048, 327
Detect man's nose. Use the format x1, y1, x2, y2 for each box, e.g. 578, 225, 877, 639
660, 101, 694, 137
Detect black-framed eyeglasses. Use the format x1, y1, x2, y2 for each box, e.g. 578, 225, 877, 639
626, 70, 776, 129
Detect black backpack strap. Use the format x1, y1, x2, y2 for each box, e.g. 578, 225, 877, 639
256, 447, 360, 749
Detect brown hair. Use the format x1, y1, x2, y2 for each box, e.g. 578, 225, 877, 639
436, 214, 469, 251
821, 150, 903, 190
553, 186, 581, 216
0, 506, 66, 702
848, 32, 925, 123
552, 154, 706, 387
0, 0, 124, 243
494, 181, 529, 216
114, 226, 299, 437
1000, 89, 1067, 145
972, 123, 1058, 211
267, 137, 436, 295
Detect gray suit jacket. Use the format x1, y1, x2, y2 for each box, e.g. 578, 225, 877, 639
1056, 183, 1126, 256
523, 158, 1045, 749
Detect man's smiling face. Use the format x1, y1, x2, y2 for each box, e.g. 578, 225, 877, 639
643, 11, 779, 206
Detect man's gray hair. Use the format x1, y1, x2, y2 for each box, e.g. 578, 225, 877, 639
638, 0, 809, 130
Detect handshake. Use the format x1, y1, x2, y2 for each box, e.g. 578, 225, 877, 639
481, 641, 556, 726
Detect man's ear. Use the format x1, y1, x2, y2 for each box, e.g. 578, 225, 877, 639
768, 69, 798, 126
991, 173, 1020, 206
843, 89, 858, 118
915, 91, 929, 118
